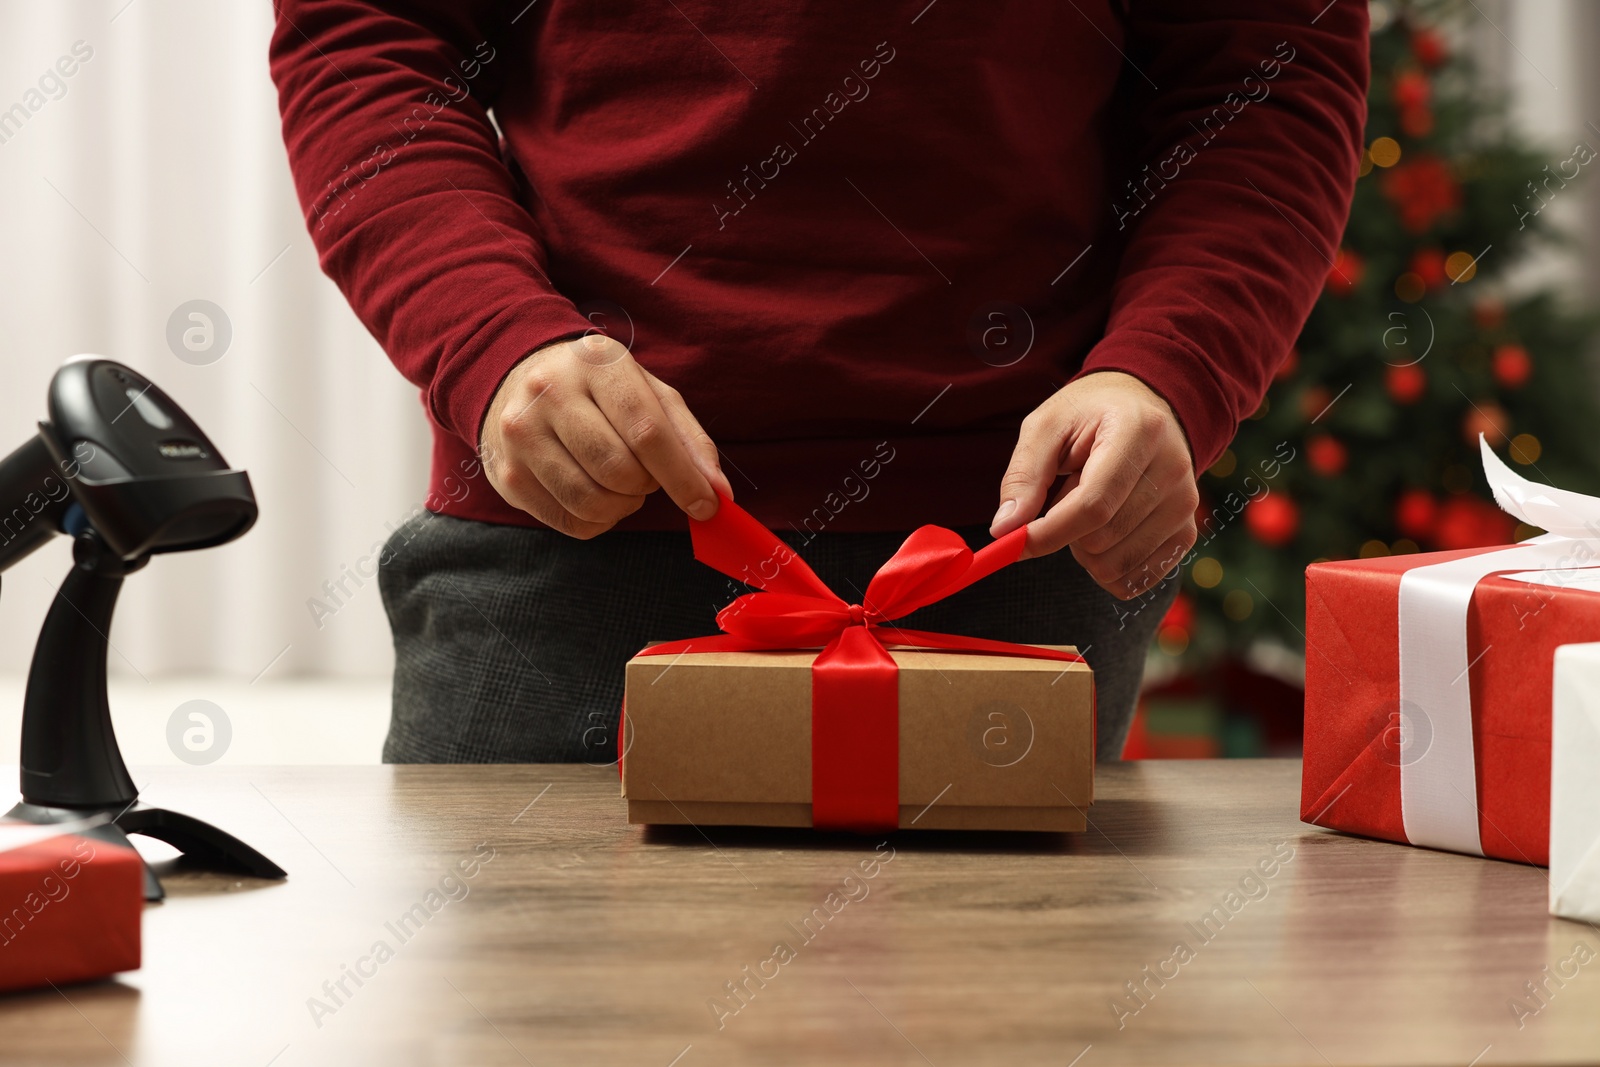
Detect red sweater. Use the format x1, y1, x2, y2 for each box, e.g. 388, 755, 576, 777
271, 1, 1367, 533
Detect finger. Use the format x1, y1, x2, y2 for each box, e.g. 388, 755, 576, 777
1046, 470, 1081, 510
547, 400, 658, 496
1025, 418, 1157, 558
588, 358, 718, 520
491, 457, 632, 539
528, 440, 648, 526
1071, 492, 1198, 595
992, 402, 1082, 538
1072, 447, 1192, 556
639, 369, 736, 501
501, 405, 649, 525
1111, 524, 1199, 600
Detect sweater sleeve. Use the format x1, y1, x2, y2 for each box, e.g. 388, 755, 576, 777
269, 0, 594, 449
1075, 1, 1369, 470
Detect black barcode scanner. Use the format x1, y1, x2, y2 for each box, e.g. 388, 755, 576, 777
0, 356, 283, 900
0, 356, 256, 570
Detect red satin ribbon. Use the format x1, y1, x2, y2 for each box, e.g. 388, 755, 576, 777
630, 494, 1085, 831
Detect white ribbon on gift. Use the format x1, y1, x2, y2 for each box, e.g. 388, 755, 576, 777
1397, 438, 1600, 856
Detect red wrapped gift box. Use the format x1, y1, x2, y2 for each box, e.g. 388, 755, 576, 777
0, 831, 143, 993
1303, 548, 1600, 866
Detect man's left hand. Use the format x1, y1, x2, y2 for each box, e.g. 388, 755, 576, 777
990, 370, 1200, 600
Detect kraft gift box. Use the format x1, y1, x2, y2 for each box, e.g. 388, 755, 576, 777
621, 644, 1094, 833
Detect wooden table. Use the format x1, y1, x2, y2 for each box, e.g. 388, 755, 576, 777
1, 760, 1596, 1066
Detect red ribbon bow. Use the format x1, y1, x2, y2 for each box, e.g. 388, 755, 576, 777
630, 494, 1085, 831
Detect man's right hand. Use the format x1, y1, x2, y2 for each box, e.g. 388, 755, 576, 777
480, 333, 733, 538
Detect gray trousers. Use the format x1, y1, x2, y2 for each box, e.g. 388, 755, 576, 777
378, 510, 1178, 764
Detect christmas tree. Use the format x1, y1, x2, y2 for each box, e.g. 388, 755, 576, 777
1161, 0, 1600, 667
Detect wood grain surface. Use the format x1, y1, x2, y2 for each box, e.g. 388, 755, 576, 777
0, 760, 1596, 1066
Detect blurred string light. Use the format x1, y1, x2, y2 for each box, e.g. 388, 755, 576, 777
1510, 432, 1541, 464
1445, 249, 1478, 282
1395, 272, 1426, 301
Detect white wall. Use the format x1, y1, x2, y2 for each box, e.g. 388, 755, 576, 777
1470, 0, 1600, 296
0, 2, 430, 683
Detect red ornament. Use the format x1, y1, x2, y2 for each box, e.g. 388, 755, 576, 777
1275, 347, 1300, 382
1493, 343, 1532, 389
1300, 385, 1332, 420
1462, 401, 1510, 447
1409, 248, 1448, 290
1326, 247, 1364, 295
1473, 298, 1507, 330
1307, 433, 1348, 476
1399, 105, 1435, 139
1160, 591, 1194, 633
1394, 489, 1438, 541
1393, 70, 1431, 111
1432, 496, 1516, 551
1245, 494, 1299, 547
1411, 28, 1448, 69
1386, 363, 1427, 404
1381, 155, 1462, 233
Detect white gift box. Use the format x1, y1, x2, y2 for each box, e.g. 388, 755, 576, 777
1551, 642, 1600, 923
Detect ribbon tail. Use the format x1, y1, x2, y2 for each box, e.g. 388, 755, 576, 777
689, 493, 836, 599
960, 526, 1029, 587
1481, 435, 1600, 540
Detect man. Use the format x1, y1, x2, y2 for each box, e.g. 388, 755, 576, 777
270, 2, 1366, 763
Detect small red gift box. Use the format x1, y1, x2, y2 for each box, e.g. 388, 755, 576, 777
0, 831, 143, 993
1302, 548, 1600, 866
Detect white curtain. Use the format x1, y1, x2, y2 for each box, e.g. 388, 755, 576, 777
0, 1, 1592, 683
1474, 0, 1600, 295
0, 1, 429, 681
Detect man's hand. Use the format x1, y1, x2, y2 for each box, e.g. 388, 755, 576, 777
991, 371, 1199, 600
480, 333, 733, 538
